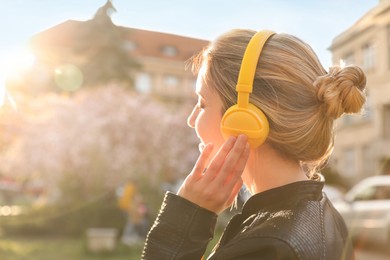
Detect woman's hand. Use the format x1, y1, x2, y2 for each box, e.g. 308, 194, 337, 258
177, 135, 250, 214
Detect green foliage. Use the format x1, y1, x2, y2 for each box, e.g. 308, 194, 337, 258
0, 236, 143, 260
0, 192, 126, 237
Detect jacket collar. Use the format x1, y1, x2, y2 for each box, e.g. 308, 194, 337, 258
241, 177, 324, 216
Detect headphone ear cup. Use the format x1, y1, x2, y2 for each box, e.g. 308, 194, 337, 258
221, 103, 269, 148
220, 31, 274, 148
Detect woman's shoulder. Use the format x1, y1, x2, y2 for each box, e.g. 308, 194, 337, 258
225, 195, 349, 260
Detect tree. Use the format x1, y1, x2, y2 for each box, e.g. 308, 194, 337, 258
20, 0, 139, 93
73, 0, 139, 88
0, 86, 198, 206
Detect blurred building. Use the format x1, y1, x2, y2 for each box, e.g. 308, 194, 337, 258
125, 28, 207, 102
329, 0, 390, 183
25, 0, 208, 103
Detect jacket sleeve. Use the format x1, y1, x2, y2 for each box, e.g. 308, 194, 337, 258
142, 192, 217, 260
210, 237, 298, 260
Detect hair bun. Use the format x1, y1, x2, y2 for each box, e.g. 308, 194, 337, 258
315, 65, 366, 119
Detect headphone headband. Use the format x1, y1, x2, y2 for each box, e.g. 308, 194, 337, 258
221, 30, 275, 148
236, 30, 275, 94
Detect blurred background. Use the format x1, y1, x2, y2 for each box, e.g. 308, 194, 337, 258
0, 0, 389, 259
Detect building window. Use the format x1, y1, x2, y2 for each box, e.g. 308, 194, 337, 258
362, 145, 373, 175
164, 75, 179, 89
384, 104, 390, 138
341, 92, 371, 125
362, 43, 376, 72
343, 52, 355, 66
161, 45, 178, 57
342, 114, 354, 125
362, 92, 372, 120
123, 40, 137, 52
135, 72, 151, 93
387, 24, 390, 70
344, 148, 356, 177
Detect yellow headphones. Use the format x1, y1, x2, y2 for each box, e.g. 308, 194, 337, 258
221, 30, 275, 148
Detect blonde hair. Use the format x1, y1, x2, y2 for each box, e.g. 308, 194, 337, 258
192, 29, 366, 174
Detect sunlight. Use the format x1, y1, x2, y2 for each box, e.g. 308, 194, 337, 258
0, 205, 23, 216
0, 87, 16, 109
0, 43, 35, 108
339, 59, 346, 68
0, 44, 35, 81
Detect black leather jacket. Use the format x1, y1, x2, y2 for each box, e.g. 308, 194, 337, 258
142, 179, 354, 260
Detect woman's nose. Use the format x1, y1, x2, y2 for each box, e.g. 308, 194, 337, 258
187, 107, 197, 128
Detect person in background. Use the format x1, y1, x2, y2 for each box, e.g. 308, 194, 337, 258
142, 29, 366, 259
132, 194, 150, 239
118, 181, 139, 246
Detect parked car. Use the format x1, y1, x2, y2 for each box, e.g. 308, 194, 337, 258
323, 185, 344, 202
332, 175, 390, 245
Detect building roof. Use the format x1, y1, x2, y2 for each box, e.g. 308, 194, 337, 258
119, 26, 209, 61
329, 1, 390, 50
30, 19, 209, 62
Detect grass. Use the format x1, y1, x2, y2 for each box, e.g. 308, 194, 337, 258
0, 234, 223, 260
0, 226, 224, 260
0, 236, 143, 260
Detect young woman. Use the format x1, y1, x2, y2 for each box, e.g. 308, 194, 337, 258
142, 29, 366, 260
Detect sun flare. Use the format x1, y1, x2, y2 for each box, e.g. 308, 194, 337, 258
0, 44, 35, 82
0, 43, 35, 108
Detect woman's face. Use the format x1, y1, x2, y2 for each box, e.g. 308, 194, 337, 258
187, 66, 226, 156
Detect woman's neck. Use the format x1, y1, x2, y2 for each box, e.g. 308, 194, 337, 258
243, 144, 309, 194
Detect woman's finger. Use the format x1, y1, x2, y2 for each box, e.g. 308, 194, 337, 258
224, 142, 250, 189
201, 136, 237, 182
214, 135, 248, 185
191, 143, 214, 180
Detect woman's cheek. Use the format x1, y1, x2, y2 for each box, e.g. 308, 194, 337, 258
194, 114, 205, 138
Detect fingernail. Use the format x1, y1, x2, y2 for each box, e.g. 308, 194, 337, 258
239, 134, 247, 142
228, 136, 237, 143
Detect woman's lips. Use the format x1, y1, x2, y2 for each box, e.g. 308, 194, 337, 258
198, 143, 205, 153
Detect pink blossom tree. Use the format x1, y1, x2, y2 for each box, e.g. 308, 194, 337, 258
0, 85, 199, 204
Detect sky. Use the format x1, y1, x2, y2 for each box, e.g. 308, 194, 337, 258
0, 0, 379, 78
